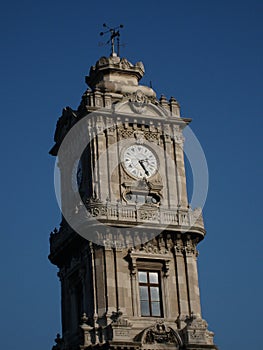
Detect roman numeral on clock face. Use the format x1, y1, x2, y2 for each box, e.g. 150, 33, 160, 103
123, 145, 157, 179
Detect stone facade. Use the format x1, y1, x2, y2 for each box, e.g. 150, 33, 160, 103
49, 53, 218, 350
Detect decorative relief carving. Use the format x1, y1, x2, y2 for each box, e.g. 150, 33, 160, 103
128, 235, 172, 261
174, 237, 198, 257
136, 321, 182, 347
82, 198, 204, 239
173, 125, 185, 145
95, 120, 105, 135
117, 124, 160, 146
106, 117, 116, 134
139, 241, 168, 255
103, 238, 113, 250
182, 314, 215, 345
134, 90, 148, 104
120, 58, 132, 70
96, 56, 108, 66
175, 238, 184, 255
138, 208, 159, 221
85, 197, 107, 217
110, 311, 132, 341
118, 128, 134, 139
144, 131, 160, 143
129, 90, 148, 114
134, 130, 145, 144
185, 238, 196, 255
111, 311, 132, 327
162, 124, 172, 143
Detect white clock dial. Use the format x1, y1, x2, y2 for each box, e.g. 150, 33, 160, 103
123, 145, 158, 179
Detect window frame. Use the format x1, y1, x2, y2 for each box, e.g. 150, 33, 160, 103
138, 269, 163, 317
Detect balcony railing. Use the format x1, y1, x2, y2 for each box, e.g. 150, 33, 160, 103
72, 201, 205, 232
50, 203, 205, 256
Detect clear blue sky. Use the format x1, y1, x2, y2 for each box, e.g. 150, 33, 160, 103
0, 1, 262, 349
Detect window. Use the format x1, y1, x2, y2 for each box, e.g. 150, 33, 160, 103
138, 270, 162, 317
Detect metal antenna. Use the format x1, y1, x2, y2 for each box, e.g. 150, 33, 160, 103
100, 23, 124, 56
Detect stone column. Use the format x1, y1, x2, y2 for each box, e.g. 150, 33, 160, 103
90, 122, 99, 199
163, 123, 178, 208
106, 118, 118, 203
103, 241, 117, 316
90, 242, 98, 321
95, 116, 108, 201
115, 245, 129, 315
162, 260, 171, 318
173, 125, 188, 209
184, 238, 201, 316
129, 258, 139, 316
94, 246, 107, 317
174, 236, 190, 319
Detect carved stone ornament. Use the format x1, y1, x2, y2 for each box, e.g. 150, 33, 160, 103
118, 127, 134, 139
96, 56, 108, 67
184, 238, 198, 256
175, 238, 184, 255
182, 314, 215, 346
144, 130, 160, 143
173, 125, 185, 145
111, 311, 132, 327
109, 311, 132, 342
106, 117, 116, 134
120, 58, 132, 70
136, 321, 182, 347
138, 208, 159, 221
131, 240, 169, 256
85, 197, 107, 217
129, 90, 148, 114
134, 130, 145, 144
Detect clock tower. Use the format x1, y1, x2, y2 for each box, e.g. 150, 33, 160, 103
49, 52, 218, 350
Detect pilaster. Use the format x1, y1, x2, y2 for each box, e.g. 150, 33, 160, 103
184, 237, 201, 316
174, 236, 190, 321
173, 125, 188, 209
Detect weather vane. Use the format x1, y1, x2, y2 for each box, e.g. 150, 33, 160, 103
100, 23, 124, 57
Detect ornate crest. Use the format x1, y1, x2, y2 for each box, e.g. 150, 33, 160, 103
129, 90, 148, 114
135, 321, 182, 347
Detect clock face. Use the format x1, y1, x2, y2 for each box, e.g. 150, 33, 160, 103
123, 145, 158, 179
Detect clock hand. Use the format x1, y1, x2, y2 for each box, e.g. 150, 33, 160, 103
139, 160, 149, 176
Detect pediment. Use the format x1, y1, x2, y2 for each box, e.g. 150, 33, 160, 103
113, 99, 170, 119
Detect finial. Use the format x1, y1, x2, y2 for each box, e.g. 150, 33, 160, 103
100, 23, 124, 57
